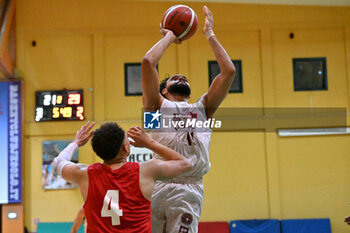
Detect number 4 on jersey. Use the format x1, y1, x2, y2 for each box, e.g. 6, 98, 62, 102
101, 190, 123, 225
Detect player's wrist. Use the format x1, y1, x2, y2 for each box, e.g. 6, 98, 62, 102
145, 139, 157, 150
166, 31, 177, 41
205, 30, 215, 40
73, 140, 81, 147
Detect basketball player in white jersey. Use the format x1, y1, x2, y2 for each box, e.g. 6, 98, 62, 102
142, 6, 236, 233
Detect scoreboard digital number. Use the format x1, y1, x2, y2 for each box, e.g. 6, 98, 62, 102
35, 89, 84, 122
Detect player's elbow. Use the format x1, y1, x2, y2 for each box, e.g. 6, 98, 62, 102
142, 55, 156, 67
225, 63, 236, 77
182, 159, 193, 172
221, 67, 235, 84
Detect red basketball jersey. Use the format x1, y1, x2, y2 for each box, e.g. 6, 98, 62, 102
83, 162, 151, 233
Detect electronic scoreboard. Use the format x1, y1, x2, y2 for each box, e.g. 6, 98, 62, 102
35, 89, 84, 122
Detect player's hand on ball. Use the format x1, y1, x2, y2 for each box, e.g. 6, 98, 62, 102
127, 126, 154, 148
74, 121, 95, 147
160, 23, 181, 44
203, 6, 214, 38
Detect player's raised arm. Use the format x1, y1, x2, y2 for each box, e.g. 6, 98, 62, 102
142, 27, 180, 110
201, 6, 236, 118
127, 127, 192, 178
52, 122, 95, 188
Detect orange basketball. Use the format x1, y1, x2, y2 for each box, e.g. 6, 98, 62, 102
162, 5, 198, 41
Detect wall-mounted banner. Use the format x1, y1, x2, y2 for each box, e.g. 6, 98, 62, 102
127, 145, 153, 163
0, 80, 22, 204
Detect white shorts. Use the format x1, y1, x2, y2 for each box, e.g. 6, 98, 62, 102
151, 179, 204, 233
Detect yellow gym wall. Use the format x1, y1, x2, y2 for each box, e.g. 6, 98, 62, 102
16, 0, 350, 232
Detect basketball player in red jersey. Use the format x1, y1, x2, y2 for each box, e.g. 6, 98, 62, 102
142, 6, 235, 233
52, 121, 192, 233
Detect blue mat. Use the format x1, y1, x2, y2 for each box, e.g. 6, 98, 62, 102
37, 222, 84, 233
230, 219, 280, 233
281, 218, 331, 233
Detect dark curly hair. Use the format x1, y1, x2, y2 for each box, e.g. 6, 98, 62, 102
159, 77, 170, 98
91, 122, 125, 161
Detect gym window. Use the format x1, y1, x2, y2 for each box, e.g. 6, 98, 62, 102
293, 57, 328, 91
125, 63, 142, 96
208, 60, 243, 93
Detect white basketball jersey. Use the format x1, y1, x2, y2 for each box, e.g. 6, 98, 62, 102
150, 98, 212, 179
